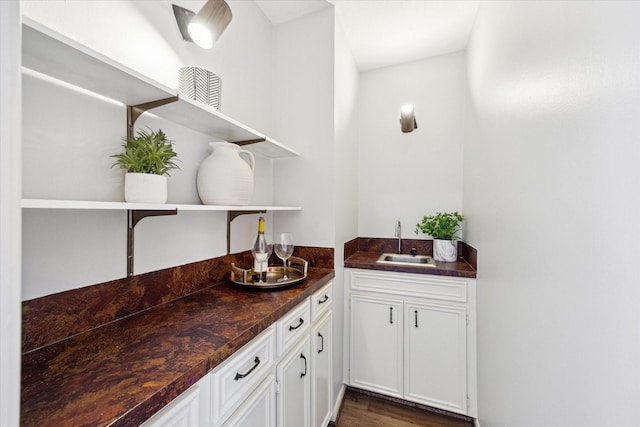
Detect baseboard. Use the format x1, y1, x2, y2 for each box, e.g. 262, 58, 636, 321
330, 384, 347, 423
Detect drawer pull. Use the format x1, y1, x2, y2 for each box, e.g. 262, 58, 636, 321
234, 356, 260, 381
318, 295, 329, 304
318, 332, 324, 354
389, 307, 393, 324
414, 310, 418, 328
300, 353, 307, 378
289, 317, 304, 331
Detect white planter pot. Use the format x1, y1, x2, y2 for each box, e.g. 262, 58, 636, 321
124, 173, 167, 204
433, 239, 458, 262
196, 142, 255, 205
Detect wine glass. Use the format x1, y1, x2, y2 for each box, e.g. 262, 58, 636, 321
274, 232, 294, 281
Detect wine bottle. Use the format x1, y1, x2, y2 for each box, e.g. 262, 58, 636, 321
251, 217, 268, 282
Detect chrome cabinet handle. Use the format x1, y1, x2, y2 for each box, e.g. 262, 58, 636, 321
289, 317, 304, 331
318, 332, 324, 354
318, 295, 329, 304
234, 356, 260, 380
300, 353, 307, 378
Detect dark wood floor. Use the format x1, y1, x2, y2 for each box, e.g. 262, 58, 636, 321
333, 389, 474, 427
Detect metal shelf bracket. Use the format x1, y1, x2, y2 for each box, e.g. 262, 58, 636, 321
127, 209, 177, 277
127, 96, 179, 139
227, 210, 266, 254
235, 138, 266, 146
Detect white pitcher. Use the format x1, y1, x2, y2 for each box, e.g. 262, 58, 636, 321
197, 142, 255, 205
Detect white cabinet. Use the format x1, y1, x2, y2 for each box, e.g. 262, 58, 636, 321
275, 281, 333, 427
276, 336, 311, 427
222, 376, 276, 427
311, 311, 332, 427
349, 294, 403, 397
141, 384, 200, 427
404, 300, 467, 412
346, 269, 476, 417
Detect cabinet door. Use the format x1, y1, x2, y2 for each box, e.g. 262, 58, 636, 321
223, 375, 276, 427
311, 311, 332, 427
404, 301, 467, 413
276, 336, 310, 427
349, 294, 403, 397
141, 385, 200, 427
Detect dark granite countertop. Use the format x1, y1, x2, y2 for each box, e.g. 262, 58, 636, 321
344, 251, 476, 278
343, 237, 477, 279
21, 267, 334, 427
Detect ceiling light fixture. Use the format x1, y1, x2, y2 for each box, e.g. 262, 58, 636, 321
400, 104, 417, 133
172, 0, 232, 49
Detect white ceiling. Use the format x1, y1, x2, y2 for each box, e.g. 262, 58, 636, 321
255, 0, 479, 71
254, 0, 332, 25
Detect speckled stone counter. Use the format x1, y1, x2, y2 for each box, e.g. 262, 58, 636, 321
344, 237, 477, 278
21, 249, 334, 427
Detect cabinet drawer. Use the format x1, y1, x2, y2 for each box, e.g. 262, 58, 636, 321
310, 281, 333, 322
276, 299, 311, 356
209, 327, 276, 426
349, 270, 468, 303
141, 384, 200, 427
222, 375, 276, 427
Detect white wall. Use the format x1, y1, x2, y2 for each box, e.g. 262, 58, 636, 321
464, 2, 640, 426
21, 0, 276, 299
358, 52, 466, 239
271, 8, 335, 247
271, 7, 357, 413
333, 15, 360, 407
0, 1, 22, 425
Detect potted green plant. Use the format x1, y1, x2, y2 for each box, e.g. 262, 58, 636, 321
111, 128, 179, 203
415, 211, 464, 262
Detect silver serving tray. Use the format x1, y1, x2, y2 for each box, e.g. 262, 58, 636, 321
231, 256, 309, 289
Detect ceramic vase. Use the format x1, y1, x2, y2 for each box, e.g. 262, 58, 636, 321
197, 142, 255, 205
124, 173, 167, 204
433, 239, 457, 262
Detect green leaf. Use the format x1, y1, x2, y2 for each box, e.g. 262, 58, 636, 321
414, 211, 464, 240
111, 127, 180, 176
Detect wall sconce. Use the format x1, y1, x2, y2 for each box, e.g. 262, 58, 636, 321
400, 104, 418, 133
172, 0, 233, 49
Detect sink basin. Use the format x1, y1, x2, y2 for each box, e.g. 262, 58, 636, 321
376, 253, 436, 267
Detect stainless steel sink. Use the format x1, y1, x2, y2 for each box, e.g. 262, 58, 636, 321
376, 253, 436, 267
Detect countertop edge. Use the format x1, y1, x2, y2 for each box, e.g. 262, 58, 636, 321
344, 251, 477, 279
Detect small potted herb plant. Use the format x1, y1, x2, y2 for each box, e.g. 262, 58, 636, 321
415, 211, 464, 262
111, 128, 179, 203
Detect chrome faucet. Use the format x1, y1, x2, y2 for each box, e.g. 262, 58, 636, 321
395, 220, 402, 254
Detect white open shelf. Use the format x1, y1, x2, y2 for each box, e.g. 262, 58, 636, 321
22, 199, 302, 212
21, 17, 299, 158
